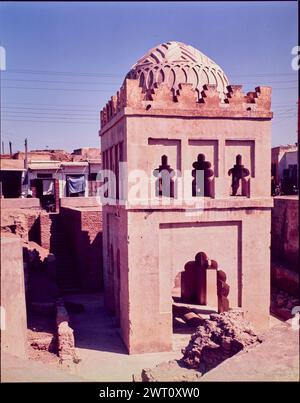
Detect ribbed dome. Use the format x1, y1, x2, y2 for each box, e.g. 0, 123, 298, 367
126, 41, 229, 100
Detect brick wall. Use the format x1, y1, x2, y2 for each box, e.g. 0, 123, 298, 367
1, 208, 41, 244
39, 212, 52, 251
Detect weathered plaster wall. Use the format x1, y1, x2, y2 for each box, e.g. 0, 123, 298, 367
102, 207, 129, 345
100, 79, 273, 354
1, 208, 41, 244
126, 115, 271, 200
1, 198, 40, 209
60, 196, 101, 208
271, 196, 299, 268
1, 234, 28, 359
124, 206, 271, 353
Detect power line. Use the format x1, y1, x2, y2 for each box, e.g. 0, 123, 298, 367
3, 114, 97, 120
1, 85, 297, 95
2, 105, 98, 112
2, 118, 97, 124
2, 77, 297, 86
229, 72, 297, 77
3, 109, 297, 118
4, 69, 123, 77
238, 80, 298, 84
4, 101, 100, 107
2, 86, 112, 92
3, 68, 297, 78
2, 106, 100, 116
2, 78, 120, 85
10, 99, 291, 108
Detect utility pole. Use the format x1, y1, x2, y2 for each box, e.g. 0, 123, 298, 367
9, 141, 12, 156
24, 138, 28, 195
0, 68, 2, 154
0, 47, 5, 157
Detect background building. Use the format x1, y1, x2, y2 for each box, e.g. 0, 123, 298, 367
271, 143, 298, 195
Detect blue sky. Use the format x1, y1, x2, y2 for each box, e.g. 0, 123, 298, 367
0, 1, 298, 152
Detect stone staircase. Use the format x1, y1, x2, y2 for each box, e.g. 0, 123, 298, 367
49, 213, 80, 294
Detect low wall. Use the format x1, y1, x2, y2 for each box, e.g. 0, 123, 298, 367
271, 196, 299, 269
60, 196, 101, 209
61, 206, 103, 291
1, 208, 41, 244
1, 198, 40, 209
1, 234, 28, 359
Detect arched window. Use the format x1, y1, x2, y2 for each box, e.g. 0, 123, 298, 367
153, 155, 175, 197
192, 154, 214, 197
228, 154, 250, 197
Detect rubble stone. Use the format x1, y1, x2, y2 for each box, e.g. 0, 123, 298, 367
183, 312, 204, 327
141, 360, 202, 382
181, 310, 261, 373
56, 299, 78, 362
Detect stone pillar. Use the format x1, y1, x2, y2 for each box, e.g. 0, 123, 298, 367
195, 266, 206, 305
206, 268, 218, 308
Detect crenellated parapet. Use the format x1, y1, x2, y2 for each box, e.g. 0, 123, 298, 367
100, 78, 272, 129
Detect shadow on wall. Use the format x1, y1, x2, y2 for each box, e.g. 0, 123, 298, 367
48, 213, 80, 292
60, 208, 103, 293
23, 242, 59, 316
77, 229, 103, 292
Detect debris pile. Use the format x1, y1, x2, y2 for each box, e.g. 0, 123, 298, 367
181, 310, 262, 373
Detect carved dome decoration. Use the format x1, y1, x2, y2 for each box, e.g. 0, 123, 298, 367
126, 41, 229, 101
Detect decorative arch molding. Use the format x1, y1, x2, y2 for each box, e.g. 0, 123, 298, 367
180, 251, 230, 313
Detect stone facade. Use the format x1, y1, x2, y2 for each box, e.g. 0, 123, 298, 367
99, 42, 273, 354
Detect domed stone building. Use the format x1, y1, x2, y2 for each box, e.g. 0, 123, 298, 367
99, 41, 273, 354
126, 41, 229, 100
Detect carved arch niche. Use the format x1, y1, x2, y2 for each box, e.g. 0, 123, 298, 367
180, 251, 229, 313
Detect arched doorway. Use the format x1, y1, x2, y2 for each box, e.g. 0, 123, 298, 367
171, 251, 230, 329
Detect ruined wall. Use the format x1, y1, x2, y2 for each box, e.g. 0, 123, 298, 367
1, 208, 41, 244
39, 212, 52, 251
60, 196, 100, 208
60, 207, 103, 291
1, 234, 28, 359
1, 198, 40, 209
271, 196, 299, 269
